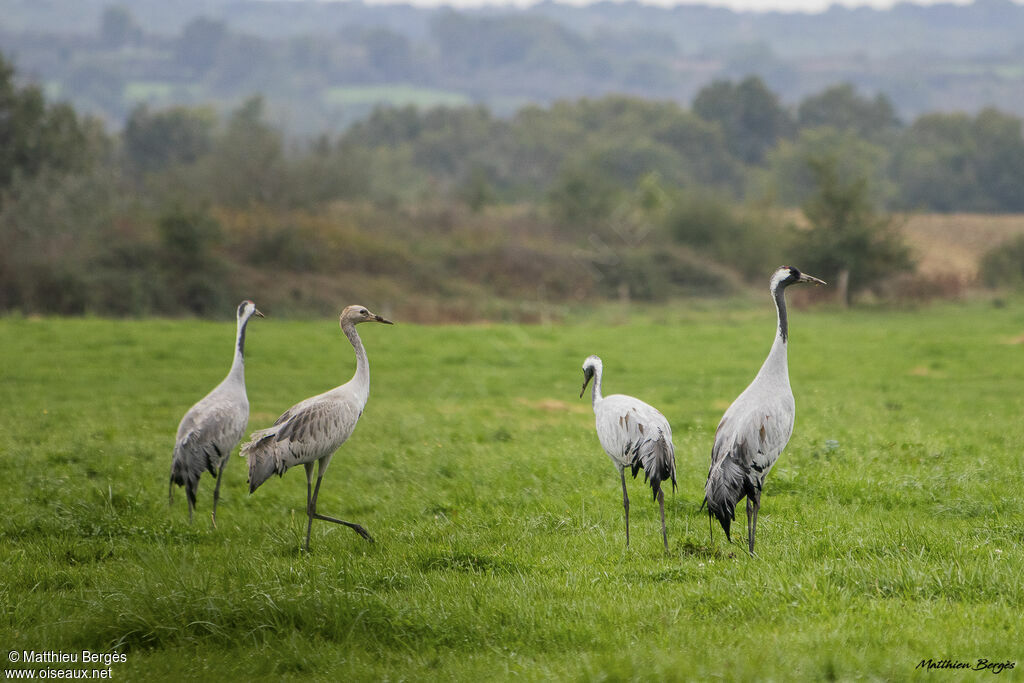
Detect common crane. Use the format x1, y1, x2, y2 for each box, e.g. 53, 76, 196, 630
703, 266, 824, 555
580, 355, 677, 551
170, 300, 264, 525
242, 305, 392, 552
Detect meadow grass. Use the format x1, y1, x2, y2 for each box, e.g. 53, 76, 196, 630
1, 299, 1023, 680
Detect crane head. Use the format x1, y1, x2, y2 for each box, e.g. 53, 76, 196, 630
772, 266, 826, 292
340, 304, 393, 326
579, 355, 601, 398
238, 300, 265, 320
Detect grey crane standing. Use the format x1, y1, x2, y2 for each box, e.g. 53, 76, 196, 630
580, 355, 677, 551
704, 266, 825, 555
170, 300, 264, 525
242, 305, 392, 552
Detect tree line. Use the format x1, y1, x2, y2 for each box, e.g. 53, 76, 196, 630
5, 0, 1024, 134
2, 52, 1022, 318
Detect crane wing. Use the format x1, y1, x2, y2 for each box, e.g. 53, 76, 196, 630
243, 394, 363, 492
596, 396, 677, 499
704, 395, 794, 537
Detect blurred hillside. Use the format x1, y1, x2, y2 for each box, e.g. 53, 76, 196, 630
3, 0, 1024, 133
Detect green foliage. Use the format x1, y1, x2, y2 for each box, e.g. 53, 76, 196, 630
546, 162, 623, 229
0, 166, 140, 315
0, 53, 101, 198
1, 304, 1023, 678
891, 108, 1024, 212
692, 76, 794, 166
979, 234, 1024, 289
794, 155, 913, 304
767, 126, 896, 208
664, 188, 787, 281
123, 105, 215, 175
157, 205, 228, 316
201, 96, 287, 208
797, 83, 900, 141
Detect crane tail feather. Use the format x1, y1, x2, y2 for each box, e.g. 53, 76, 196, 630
629, 430, 677, 502
170, 444, 201, 513
242, 430, 285, 493
704, 449, 745, 541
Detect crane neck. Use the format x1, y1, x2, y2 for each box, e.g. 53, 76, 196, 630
773, 283, 789, 344
342, 320, 370, 402
227, 314, 250, 383
590, 364, 604, 408
760, 284, 790, 378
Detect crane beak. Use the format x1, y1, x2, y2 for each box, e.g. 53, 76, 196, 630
579, 371, 593, 398
375, 314, 394, 325
253, 308, 265, 318
798, 273, 827, 286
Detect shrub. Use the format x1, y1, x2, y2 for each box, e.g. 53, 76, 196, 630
979, 234, 1024, 289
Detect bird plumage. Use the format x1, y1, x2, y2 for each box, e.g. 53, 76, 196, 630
704, 266, 824, 554
581, 355, 677, 550
170, 300, 263, 524
245, 388, 364, 492
594, 395, 677, 502
241, 304, 392, 551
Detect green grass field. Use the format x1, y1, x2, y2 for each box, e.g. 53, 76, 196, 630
2, 299, 1023, 680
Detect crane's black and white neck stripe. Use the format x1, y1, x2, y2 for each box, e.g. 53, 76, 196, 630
770, 266, 799, 344
760, 266, 824, 382
231, 300, 264, 377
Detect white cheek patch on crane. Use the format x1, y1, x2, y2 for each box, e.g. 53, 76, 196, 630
770, 268, 791, 292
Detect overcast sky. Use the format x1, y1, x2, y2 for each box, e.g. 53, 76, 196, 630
362, 0, 977, 14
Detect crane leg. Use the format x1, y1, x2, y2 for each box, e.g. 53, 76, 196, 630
749, 498, 760, 556
211, 461, 225, 529
186, 486, 195, 524
303, 463, 315, 552
620, 471, 630, 548
304, 462, 374, 551
658, 487, 668, 553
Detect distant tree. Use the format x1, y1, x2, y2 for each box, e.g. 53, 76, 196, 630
175, 17, 227, 75
979, 234, 1024, 289
202, 96, 287, 207
99, 6, 140, 49
459, 165, 496, 212
0, 53, 100, 200
892, 108, 1024, 212
547, 162, 621, 228
692, 76, 794, 165
664, 186, 787, 280
797, 84, 900, 141
431, 11, 586, 71
362, 29, 416, 80
971, 108, 1024, 212
345, 105, 424, 148
795, 154, 912, 306
767, 126, 895, 208
157, 204, 227, 315
123, 104, 215, 174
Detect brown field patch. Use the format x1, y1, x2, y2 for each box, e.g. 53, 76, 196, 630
901, 213, 1024, 280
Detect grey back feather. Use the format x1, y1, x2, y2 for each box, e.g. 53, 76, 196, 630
169, 371, 250, 506
243, 388, 365, 492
